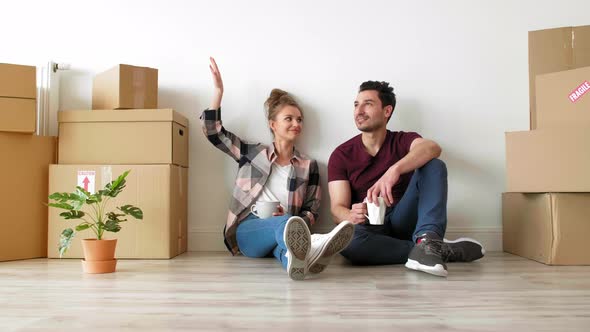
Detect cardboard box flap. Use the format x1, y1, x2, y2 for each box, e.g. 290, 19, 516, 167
535, 66, 590, 129
58, 109, 188, 127
550, 194, 590, 264
0, 63, 36, 99
502, 193, 554, 264
549, 194, 558, 263
118, 63, 157, 73
529, 27, 571, 68
573, 26, 590, 67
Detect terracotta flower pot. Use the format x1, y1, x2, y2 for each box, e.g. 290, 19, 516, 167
81, 239, 118, 274
81, 239, 117, 261
82, 259, 118, 274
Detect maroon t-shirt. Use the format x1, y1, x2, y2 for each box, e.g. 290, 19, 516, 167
328, 130, 422, 205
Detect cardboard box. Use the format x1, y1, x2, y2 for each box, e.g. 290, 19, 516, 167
92, 64, 158, 110
506, 129, 590, 192
528, 25, 590, 129
0, 97, 36, 133
0, 134, 57, 262
503, 192, 590, 265
48, 164, 188, 259
0, 63, 36, 99
58, 109, 189, 167
536, 66, 590, 129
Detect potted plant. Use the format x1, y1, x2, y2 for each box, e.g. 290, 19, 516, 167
48, 170, 143, 273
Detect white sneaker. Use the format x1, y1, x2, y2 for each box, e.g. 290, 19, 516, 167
307, 221, 354, 274
283, 216, 311, 280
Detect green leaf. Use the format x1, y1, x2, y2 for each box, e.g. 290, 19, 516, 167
48, 202, 75, 210
49, 191, 86, 210
70, 200, 84, 211
48, 192, 71, 202
106, 212, 126, 221
85, 194, 101, 204
75, 224, 90, 231
59, 210, 85, 220
59, 228, 75, 258
119, 205, 143, 220
85, 197, 98, 204
95, 189, 109, 200
104, 219, 122, 233
75, 186, 91, 199
105, 171, 130, 197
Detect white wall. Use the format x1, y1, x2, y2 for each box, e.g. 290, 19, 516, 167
3, 0, 589, 251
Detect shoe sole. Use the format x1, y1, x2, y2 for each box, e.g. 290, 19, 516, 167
284, 217, 311, 281
444, 237, 486, 256
308, 222, 354, 274
405, 259, 448, 277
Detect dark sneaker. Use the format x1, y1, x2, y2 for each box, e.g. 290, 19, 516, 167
307, 221, 354, 274
283, 216, 311, 281
443, 237, 485, 262
405, 235, 449, 277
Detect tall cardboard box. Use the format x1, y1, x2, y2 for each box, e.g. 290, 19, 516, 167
0, 63, 37, 133
503, 192, 590, 265
92, 64, 158, 110
536, 66, 590, 129
58, 109, 189, 167
0, 134, 57, 262
505, 129, 590, 192
528, 25, 590, 129
48, 164, 188, 259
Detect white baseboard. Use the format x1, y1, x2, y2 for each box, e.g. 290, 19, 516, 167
188, 226, 503, 252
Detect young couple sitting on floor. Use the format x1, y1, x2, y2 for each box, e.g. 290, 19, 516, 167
200, 58, 484, 280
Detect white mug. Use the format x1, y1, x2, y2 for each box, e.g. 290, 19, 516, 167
251, 201, 280, 219
364, 197, 386, 225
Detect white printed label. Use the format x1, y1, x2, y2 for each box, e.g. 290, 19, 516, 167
77, 170, 96, 193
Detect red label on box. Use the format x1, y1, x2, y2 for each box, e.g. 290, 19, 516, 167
569, 81, 590, 103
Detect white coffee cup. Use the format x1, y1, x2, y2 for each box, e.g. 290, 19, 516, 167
364, 197, 386, 225
251, 201, 280, 219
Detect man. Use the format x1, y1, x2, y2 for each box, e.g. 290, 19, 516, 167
328, 81, 484, 277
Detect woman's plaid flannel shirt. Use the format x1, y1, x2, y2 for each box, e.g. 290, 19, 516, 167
200, 108, 321, 255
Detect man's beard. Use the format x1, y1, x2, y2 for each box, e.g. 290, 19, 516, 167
357, 121, 382, 132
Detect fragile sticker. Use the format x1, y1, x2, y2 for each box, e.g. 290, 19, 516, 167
569, 80, 590, 103
77, 170, 96, 193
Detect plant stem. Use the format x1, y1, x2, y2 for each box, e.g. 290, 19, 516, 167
80, 218, 100, 238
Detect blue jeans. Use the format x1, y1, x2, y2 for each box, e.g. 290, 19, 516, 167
341, 159, 448, 265
236, 213, 293, 269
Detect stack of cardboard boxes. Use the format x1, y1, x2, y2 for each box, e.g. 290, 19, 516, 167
0, 63, 57, 262
503, 25, 590, 265
47, 64, 189, 259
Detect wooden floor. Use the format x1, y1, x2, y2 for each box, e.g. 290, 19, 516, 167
1, 252, 589, 331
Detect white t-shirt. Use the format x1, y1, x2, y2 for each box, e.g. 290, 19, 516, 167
257, 163, 292, 209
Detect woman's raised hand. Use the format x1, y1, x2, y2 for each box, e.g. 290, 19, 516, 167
209, 57, 223, 110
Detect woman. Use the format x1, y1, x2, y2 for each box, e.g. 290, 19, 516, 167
200, 57, 353, 280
